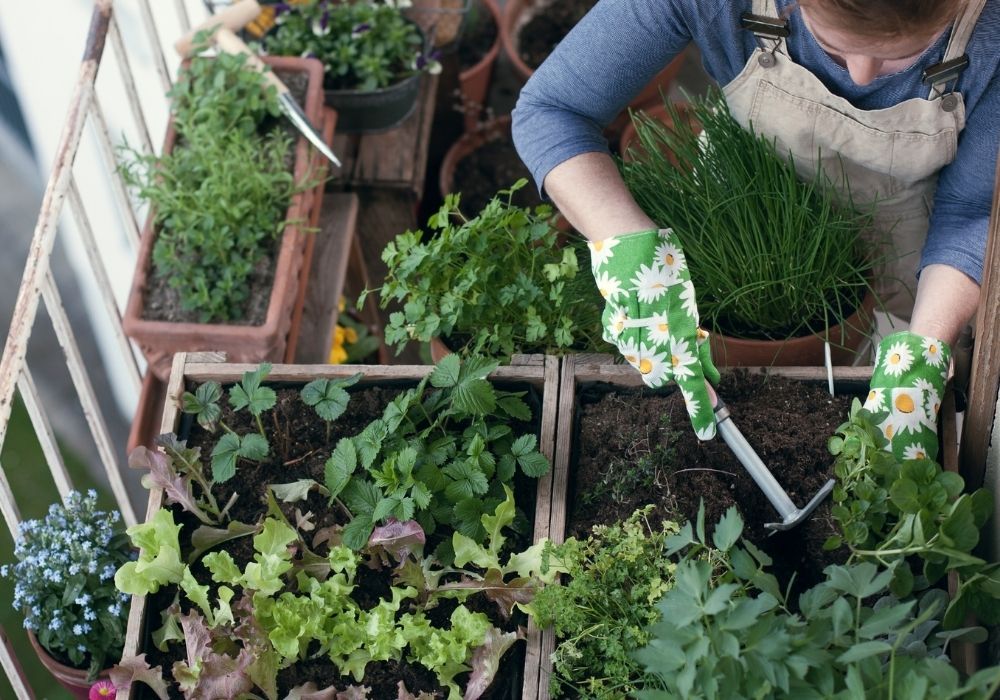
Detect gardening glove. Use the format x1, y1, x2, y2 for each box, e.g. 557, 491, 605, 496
863, 330, 951, 462
589, 228, 720, 439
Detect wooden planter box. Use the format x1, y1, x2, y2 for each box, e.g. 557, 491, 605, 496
123, 57, 328, 381
119, 352, 561, 699
538, 355, 964, 698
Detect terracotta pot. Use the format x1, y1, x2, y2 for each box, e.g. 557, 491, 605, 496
709, 291, 877, 367
457, 0, 502, 133
410, 0, 472, 47
499, 0, 683, 142
618, 99, 699, 164
28, 630, 110, 700
439, 114, 512, 199
429, 335, 453, 363
123, 56, 326, 381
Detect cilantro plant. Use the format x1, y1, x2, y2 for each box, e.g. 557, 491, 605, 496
528, 507, 682, 699
261, 0, 441, 91
324, 354, 550, 550
827, 401, 1000, 628
634, 506, 1000, 699
119, 51, 305, 323
365, 180, 604, 360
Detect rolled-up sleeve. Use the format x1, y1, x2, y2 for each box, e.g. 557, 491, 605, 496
511, 0, 694, 197
921, 74, 1000, 285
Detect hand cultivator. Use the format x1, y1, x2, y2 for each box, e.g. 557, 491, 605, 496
713, 395, 835, 531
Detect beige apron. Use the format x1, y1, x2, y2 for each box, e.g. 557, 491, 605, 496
723, 0, 986, 321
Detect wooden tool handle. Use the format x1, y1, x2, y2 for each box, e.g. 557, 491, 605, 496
214, 28, 289, 94
174, 0, 262, 57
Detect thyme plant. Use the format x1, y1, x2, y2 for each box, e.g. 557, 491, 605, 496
120, 52, 304, 323
621, 90, 880, 341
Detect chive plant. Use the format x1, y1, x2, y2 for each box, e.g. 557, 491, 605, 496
620, 91, 881, 342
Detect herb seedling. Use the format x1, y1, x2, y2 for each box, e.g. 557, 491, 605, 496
301, 373, 362, 441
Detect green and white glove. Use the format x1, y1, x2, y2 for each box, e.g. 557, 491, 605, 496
863, 330, 951, 462
589, 228, 720, 439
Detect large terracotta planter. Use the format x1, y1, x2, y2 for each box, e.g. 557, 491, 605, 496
709, 291, 877, 367
457, 0, 502, 132
123, 56, 326, 381
28, 630, 110, 700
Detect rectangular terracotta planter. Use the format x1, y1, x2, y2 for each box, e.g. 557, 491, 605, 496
123, 56, 328, 381
538, 356, 963, 699
119, 352, 561, 699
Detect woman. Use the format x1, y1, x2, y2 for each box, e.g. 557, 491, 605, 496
513, 0, 999, 460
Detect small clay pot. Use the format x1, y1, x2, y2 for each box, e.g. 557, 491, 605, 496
457, 0, 502, 132
709, 292, 877, 367
28, 630, 110, 700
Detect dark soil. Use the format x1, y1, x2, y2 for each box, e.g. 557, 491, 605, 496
141, 68, 310, 327
457, 0, 498, 68
139, 379, 538, 699
517, 0, 597, 70
569, 371, 861, 595
453, 137, 543, 215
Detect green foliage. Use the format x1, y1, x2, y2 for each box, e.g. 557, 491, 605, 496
620, 90, 879, 341
528, 507, 681, 699
261, 0, 438, 91
331, 355, 550, 549
828, 400, 1000, 627
0, 491, 132, 679
369, 181, 604, 360
114, 508, 185, 597
635, 507, 1000, 700
119, 52, 303, 323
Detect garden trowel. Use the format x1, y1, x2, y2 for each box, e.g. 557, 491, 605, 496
713, 396, 835, 532
174, 0, 341, 167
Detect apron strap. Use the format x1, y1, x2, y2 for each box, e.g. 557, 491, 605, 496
752, 0, 778, 18
926, 0, 987, 99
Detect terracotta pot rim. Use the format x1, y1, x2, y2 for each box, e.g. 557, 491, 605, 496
123, 56, 324, 343
499, 0, 536, 83
439, 114, 513, 199
459, 0, 502, 82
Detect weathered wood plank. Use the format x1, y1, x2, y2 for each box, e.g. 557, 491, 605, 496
961, 152, 1000, 489
293, 193, 360, 363
121, 356, 558, 700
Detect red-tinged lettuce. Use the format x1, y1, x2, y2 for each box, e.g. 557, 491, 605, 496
171, 611, 254, 699
109, 654, 170, 700
115, 508, 185, 595
369, 518, 426, 564
464, 628, 522, 700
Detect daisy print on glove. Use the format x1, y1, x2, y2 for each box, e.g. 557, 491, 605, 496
866, 331, 952, 462
588, 228, 720, 440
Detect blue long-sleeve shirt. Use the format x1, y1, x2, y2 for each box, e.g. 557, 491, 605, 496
512, 0, 1000, 284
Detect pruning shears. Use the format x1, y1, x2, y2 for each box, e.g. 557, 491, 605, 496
175, 0, 342, 168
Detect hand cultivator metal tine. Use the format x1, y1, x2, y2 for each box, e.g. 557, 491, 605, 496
713, 397, 835, 532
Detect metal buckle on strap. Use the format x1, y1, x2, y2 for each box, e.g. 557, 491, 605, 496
740, 13, 788, 67
740, 13, 790, 39
922, 55, 969, 110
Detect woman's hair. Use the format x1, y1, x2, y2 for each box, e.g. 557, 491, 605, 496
794, 0, 965, 39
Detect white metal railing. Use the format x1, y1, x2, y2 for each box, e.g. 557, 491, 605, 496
0, 1, 196, 693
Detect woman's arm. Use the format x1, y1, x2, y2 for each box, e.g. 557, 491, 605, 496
909, 264, 980, 348
542, 152, 657, 241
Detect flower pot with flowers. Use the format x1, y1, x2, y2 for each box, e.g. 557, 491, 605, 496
1, 491, 132, 699
261, 0, 442, 132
